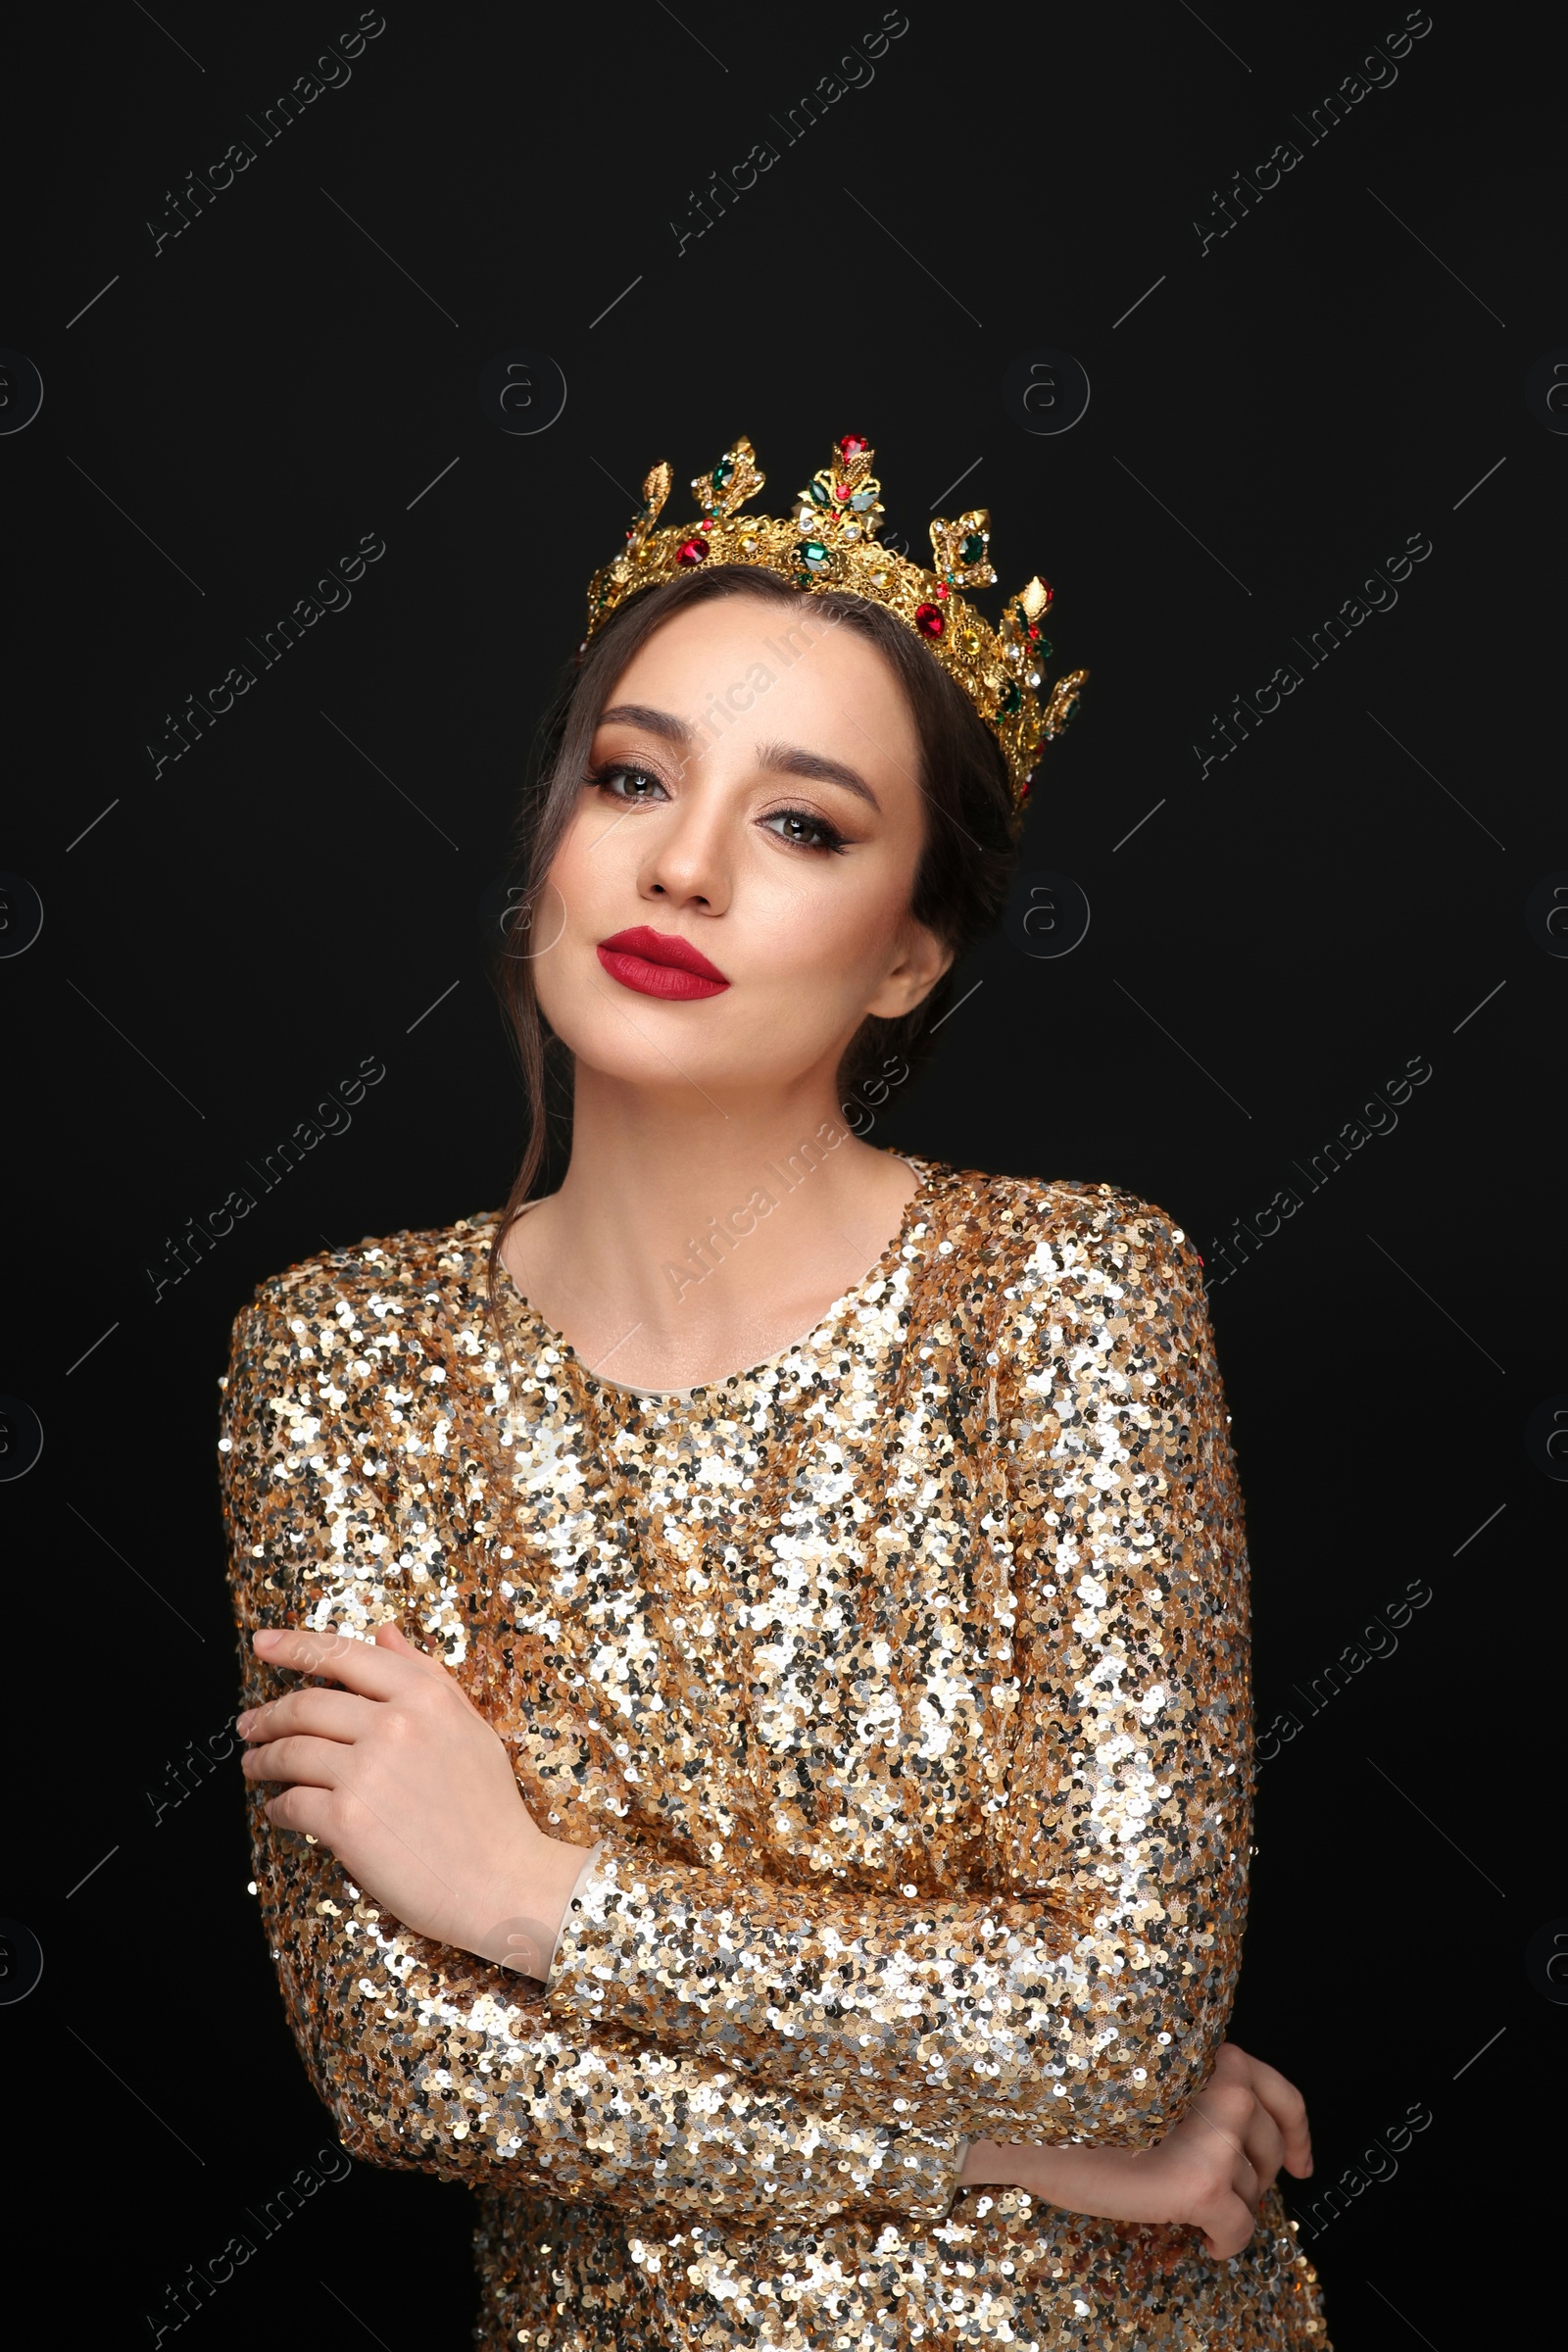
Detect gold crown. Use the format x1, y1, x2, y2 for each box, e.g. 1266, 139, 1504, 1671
584, 432, 1087, 821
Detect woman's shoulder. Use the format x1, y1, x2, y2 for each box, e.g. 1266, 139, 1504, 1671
922, 1159, 1204, 1282
230, 1208, 503, 1340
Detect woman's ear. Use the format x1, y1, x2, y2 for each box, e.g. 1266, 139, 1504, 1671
863, 919, 955, 1021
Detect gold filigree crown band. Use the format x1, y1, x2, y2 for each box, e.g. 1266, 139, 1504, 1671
584, 432, 1087, 823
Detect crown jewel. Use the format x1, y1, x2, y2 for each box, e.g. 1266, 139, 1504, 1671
585, 433, 1087, 822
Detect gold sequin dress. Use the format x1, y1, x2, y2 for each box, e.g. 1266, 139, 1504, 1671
220, 1159, 1331, 2348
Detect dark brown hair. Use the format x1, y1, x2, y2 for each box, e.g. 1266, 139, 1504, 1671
488, 564, 1017, 1273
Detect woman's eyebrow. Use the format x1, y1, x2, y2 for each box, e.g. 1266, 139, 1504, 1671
756, 741, 882, 811
598, 703, 692, 744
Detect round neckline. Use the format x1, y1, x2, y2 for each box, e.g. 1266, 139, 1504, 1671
497, 1152, 937, 1401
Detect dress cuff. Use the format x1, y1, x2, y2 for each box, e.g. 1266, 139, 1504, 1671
545, 1842, 605, 1983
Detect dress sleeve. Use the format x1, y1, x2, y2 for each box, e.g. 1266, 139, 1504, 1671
543, 1197, 1252, 2151
220, 1284, 963, 2222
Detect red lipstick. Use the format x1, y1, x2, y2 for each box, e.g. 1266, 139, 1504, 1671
597, 925, 730, 1001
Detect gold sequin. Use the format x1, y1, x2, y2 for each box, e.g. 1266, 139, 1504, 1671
220, 1160, 1330, 2347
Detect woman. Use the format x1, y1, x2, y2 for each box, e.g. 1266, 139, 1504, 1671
221, 434, 1331, 2347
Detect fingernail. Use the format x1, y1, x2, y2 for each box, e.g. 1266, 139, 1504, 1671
254, 1629, 281, 1652
235, 1709, 255, 1736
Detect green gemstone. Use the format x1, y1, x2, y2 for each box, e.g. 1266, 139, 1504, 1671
999, 681, 1022, 715
960, 532, 985, 564
1037, 636, 1054, 660
795, 571, 812, 587
712, 460, 734, 490
808, 478, 830, 507
800, 539, 828, 567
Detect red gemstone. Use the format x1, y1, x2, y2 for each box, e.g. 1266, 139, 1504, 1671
914, 602, 945, 638
1028, 624, 1039, 639
698, 517, 713, 531
834, 482, 852, 501
840, 434, 869, 457
676, 538, 708, 566
934, 583, 950, 599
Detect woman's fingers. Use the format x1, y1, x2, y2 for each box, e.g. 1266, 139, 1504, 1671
262, 1783, 337, 1840
1240, 2104, 1286, 2199
237, 1688, 375, 1744
1197, 2180, 1258, 2260
241, 1732, 353, 1791
1220, 2042, 1314, 2178
251, 1622, 424, 1698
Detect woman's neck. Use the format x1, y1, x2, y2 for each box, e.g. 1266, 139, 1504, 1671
499, 1066, 920, 1390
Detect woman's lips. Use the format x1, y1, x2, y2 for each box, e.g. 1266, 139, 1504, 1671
596, 925, 730, 1001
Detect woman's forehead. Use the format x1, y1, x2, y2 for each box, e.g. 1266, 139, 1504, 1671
604, 596, 917, 743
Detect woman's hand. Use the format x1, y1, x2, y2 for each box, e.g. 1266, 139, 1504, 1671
959, 2041, 1313, 2258
238, 1622, 592, 1976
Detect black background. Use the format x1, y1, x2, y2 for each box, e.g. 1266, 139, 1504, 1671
4, 1, 1559, 2343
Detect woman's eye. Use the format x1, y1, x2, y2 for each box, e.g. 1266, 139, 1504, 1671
761, 808, 847, 853
591, 762, 667, 803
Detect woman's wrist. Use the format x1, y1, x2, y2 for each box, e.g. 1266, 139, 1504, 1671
462, 1831, 599, 1979
959, 2136, 1168, 2225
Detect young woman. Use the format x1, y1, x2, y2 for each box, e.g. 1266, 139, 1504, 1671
222, 435, 1331, 2348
